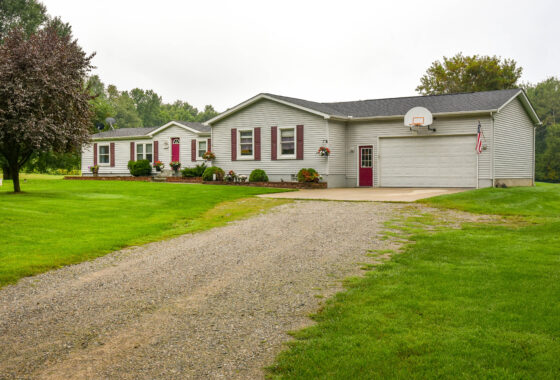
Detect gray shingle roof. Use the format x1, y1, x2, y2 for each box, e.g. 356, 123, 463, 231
92, 127, 158, 139
92, 121, 210, 139
173, 121, 211, 133
265, 89, 523, 118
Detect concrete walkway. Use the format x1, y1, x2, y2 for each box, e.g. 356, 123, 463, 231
259, 187, 472, 202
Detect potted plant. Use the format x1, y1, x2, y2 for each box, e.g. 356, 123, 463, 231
225, 169, 237, 182
202, 151, 216, 162
169, 161, 181, 175
317, 146, 330, 157
153, 161, 164, 172
88, 165, 99, 176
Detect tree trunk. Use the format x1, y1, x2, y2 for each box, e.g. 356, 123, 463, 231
2, 164, 11, 180
10, 164, 21, 193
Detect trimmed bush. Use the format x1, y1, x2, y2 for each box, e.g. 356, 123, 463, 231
249, 169, 268, 182
297, 168, 320, 183
202, 166, 225, 181
128, 160, 152, 177
182, 163, 207, 178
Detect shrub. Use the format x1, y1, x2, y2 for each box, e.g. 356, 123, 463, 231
128, 160, 152, 176
202, 166, 225, 181
249, 169, 268, 182
182, 163, 207, 178
297, 168, 320, 183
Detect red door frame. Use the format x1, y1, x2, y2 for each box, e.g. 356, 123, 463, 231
358, 145, 373, 187
171, 137, 180, 162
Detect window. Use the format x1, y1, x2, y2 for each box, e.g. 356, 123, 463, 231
361, 147, 372, 168
136, 143, 153, 162
239, 130, 253, 158
198, 140, 207, 158
280, 128, 295, 157
99, 145, 110, 164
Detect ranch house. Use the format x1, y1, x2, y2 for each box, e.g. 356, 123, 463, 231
82, 88, 540, 188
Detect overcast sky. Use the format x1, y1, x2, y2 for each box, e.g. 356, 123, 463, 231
43, 0, 559, 111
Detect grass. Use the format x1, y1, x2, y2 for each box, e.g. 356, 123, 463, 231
269, 183, 560, 379
0, 176, 289, 287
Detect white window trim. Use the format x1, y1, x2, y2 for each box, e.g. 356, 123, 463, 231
277, 127, 296, 160
237, 128, 254, 160
136, 142, 153, 162
196, 138, 209, 161
98, 144, 111, 166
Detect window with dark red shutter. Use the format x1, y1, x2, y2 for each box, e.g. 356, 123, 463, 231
296, 125, 304, 160
110, 143, 115, 167
271, 126, 277, 160
231, 128, 237, 161
154, 141, 159, 162
94, 143, 98, 165
191, 139, 197, 162
254, 127, 261, 161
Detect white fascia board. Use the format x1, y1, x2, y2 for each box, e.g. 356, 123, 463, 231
339, 109, 497, 123
149, 121, 203, 136
91, 136, 152, 141
205, 94, 331, 125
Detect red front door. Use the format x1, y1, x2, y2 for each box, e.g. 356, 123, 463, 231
359, 146, 373, 187
171, 137, 180, 162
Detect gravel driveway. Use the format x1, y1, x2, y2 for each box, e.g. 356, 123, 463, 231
0, 201, 402, 379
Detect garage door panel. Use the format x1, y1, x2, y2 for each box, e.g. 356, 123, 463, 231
379, 136, 477, 188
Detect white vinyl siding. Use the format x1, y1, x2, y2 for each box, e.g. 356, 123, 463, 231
345, 115, 492, 188
81, 125, 210, 175
494, 98, 535, 179
211, 99, 328, 181
379, 136, 477, 187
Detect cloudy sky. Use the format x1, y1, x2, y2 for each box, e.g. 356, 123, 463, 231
43, 0, 559, 111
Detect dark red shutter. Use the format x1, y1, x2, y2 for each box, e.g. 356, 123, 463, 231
93, 143, 98, 165
271, 126, 277, 160
254, 127, 261, 161
130, 142, 135, 161
110, 143, 115, 167
208, 138, 211, 152
154, 141, 159, 162
231, 128, 237, 161
191, 139, 197, 162
296, 125, 304, 160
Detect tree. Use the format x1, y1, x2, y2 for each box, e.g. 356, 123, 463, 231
536, 124, 560, 182
416, 53, 522, 95
130, 88, 164, 126
196, 105, 219, 122
0, 0, 47, 37
524, 77, 560, 181
0, 26, 94, 192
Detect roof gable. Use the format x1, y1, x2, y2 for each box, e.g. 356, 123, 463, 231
148, 121, 210, 136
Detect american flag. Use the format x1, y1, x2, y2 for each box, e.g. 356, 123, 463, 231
476, 121, 483, 154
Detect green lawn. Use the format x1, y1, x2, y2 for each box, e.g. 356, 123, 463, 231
0, 177, 288, 287
270, 183, 560, 379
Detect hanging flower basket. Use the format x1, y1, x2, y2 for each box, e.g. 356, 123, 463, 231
317, 146, 330, 157
202, 151, 216, 162
169, 161, 181, 175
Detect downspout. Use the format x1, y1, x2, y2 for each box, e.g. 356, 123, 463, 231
325, 118, 330, 185
491, 111, 495, 187
533, 124, 537, 186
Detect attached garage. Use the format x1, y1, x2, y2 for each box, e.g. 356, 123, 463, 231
378, 135, 477, 188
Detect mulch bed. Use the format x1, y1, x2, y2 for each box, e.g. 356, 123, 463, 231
64, 176, 326, 189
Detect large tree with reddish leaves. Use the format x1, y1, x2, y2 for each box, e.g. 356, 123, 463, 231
0, 25, 94, 192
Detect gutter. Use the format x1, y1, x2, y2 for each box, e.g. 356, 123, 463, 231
329, 109, 499, 123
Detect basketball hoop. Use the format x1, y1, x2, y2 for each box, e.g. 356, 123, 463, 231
404, 107, 436, 133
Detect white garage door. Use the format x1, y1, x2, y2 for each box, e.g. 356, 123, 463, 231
379, 135, 477, 187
